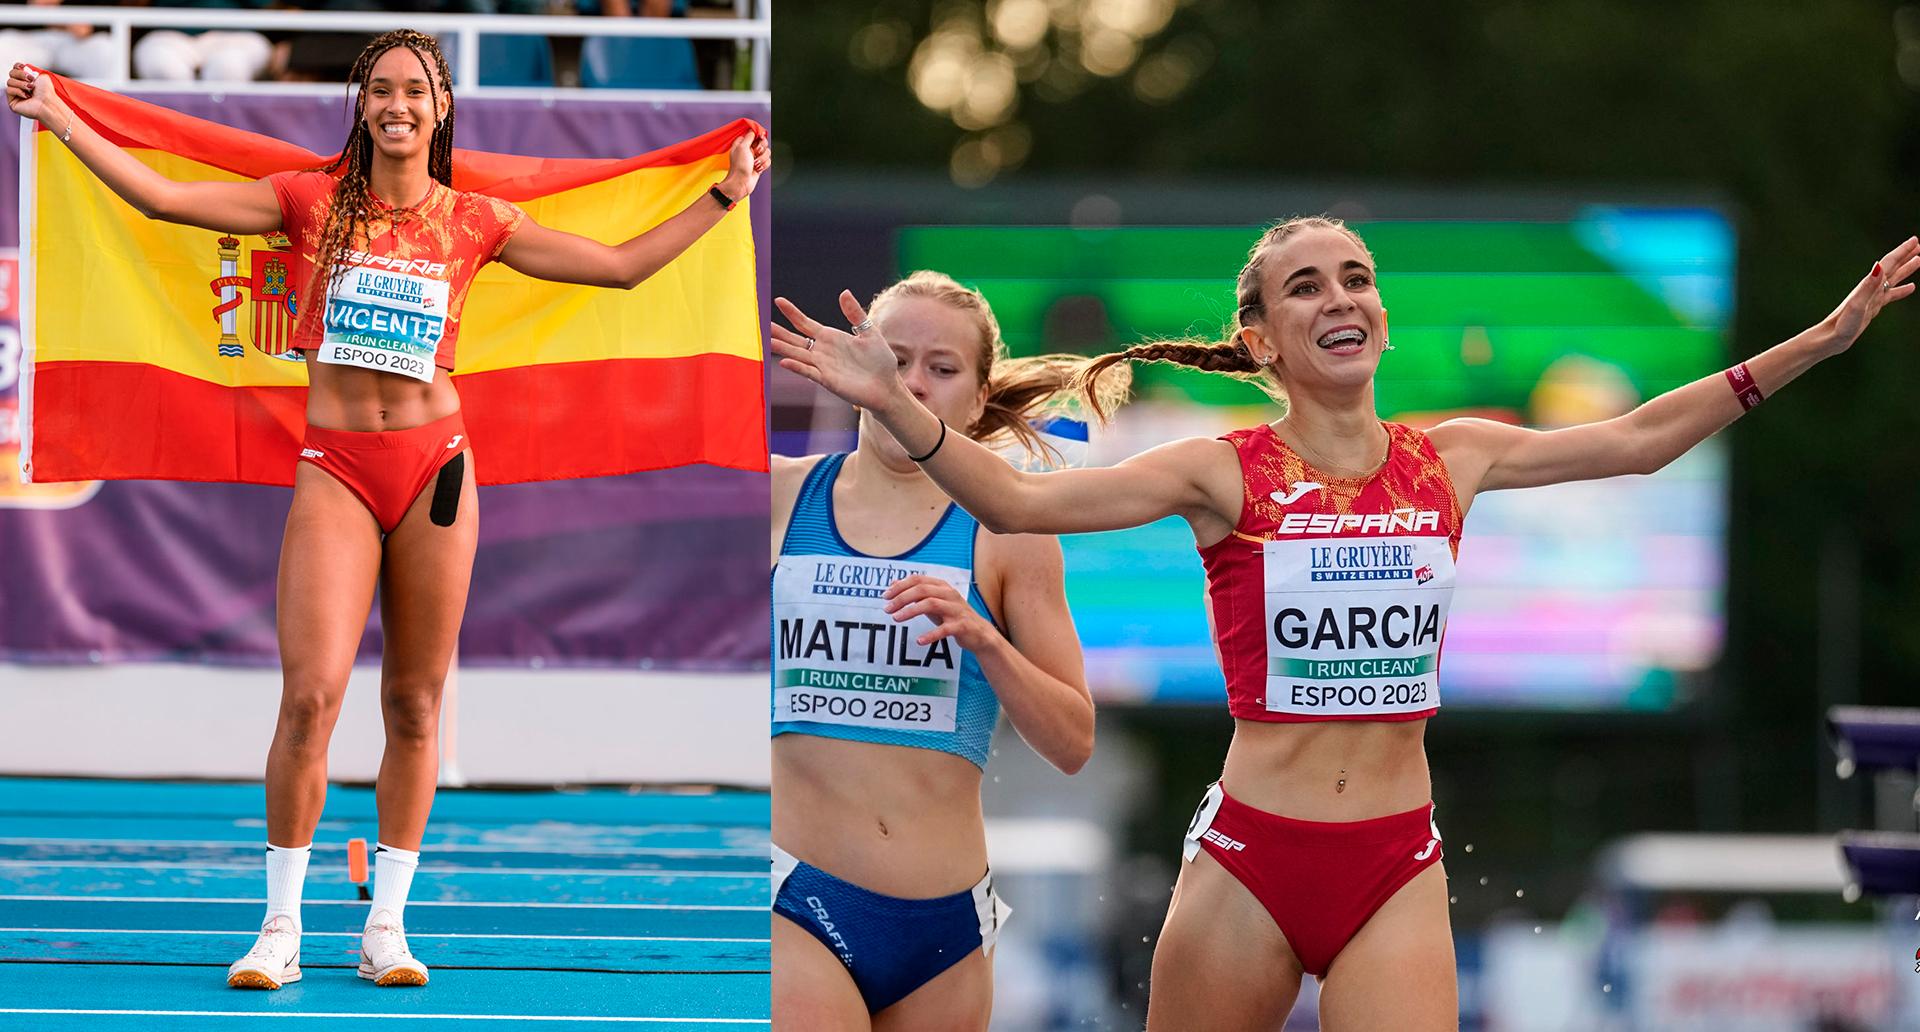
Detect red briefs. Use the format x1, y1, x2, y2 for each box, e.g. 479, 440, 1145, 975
297, 411, 468, 533
1183, 782, 1443, 976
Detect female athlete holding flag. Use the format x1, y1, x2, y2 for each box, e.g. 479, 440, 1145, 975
8, 30, 767, 989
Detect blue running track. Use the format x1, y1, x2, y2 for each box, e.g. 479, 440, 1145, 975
0, 778, 770, 1029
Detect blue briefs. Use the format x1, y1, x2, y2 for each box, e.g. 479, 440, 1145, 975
772, 845, 1009, 1013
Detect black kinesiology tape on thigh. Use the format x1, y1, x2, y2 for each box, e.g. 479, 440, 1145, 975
430, 453, 465, 527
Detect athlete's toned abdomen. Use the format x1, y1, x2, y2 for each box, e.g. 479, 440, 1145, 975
1221, 716, 1432, 822
302, 356, 461, 432
772, 735, 990, 898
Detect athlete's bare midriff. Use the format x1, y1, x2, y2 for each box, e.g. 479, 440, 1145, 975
302, 356, 461, 431
773, 735, 989, 898
1219, 717, 1431, 823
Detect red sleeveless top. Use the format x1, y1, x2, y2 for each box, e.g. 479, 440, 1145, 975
1199, 422, 1464, 723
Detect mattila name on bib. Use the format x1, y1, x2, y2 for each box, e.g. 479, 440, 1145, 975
773, 555, 972, 733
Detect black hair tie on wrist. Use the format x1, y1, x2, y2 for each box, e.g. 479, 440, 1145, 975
908, 419, 948, 463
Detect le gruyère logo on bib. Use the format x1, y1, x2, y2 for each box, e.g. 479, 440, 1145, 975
773, 555, 971, 732
316, 255, 450, 384
1262, 521, 1454, 717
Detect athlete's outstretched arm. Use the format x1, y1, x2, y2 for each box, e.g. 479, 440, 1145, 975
1430, 237, 1920, 499
883, 534, 1094, 774
498, 131, 769, 289
772, 293, 1239, 537
6, 64, 280, 234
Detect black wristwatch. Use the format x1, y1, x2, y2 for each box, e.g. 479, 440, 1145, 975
707, 184, 737, 211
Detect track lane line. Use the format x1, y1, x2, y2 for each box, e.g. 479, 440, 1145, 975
0, 1010, 769, 1024
0, 895, 761, 912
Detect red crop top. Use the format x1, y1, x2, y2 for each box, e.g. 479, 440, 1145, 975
1199, 422, 1464, 723
267, 170, 525, 374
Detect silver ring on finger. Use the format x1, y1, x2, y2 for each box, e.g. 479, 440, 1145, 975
852, 318, 873, 335
804, 336, 816, 350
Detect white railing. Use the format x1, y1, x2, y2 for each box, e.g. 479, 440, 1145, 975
0, 5, 770, 98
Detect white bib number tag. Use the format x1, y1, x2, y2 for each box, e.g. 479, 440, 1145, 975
1262, 536, 1454, 717
773, 555, 971, 732
315, 264, 449, 383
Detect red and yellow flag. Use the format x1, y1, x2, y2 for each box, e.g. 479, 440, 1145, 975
20, 74, 766, 486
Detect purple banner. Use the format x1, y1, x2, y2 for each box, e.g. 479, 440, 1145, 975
0, 90, 770, 670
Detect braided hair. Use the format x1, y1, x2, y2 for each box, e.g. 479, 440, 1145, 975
870, 271, 1130, 463
1070, 216, 1377, 419
300, 30, 456, 333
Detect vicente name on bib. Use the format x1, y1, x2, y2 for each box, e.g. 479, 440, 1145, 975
315, 264, 449, 383
773, 555, 972, 733
1262, 535, 1455, 716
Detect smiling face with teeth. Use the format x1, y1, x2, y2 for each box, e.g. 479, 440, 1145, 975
1237, 226, 1386, 397
361, 46, 448, 167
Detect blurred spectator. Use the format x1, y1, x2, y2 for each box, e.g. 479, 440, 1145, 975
265, 0, 484, 82
133, 0, 275, 82
482, 1, 675, 14
129, 2, 267, 81
135, 30, 272, 81
0, 0, 120, 80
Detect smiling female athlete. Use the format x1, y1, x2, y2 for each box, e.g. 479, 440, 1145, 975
8, 29, 768, 989
772, 217, 1915, 1029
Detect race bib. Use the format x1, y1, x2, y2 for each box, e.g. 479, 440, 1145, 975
315, 264, 448, 383
1263, 536, 1454, 717
773, 554, 972, 733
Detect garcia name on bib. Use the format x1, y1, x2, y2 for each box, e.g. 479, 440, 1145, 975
773, 555, 971, 732
316, 255, 450, 384
1263, 514, 1455, 717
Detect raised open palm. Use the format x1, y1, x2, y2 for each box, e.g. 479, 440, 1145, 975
770, 290, 905, 411
1827, 236, 1920, 352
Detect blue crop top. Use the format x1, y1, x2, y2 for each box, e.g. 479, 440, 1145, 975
771, 453, 1002, 769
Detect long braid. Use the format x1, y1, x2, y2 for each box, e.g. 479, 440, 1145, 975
300, 29, 456, 336
1071, 341, 1260, 421
1070, 215, 1378, 419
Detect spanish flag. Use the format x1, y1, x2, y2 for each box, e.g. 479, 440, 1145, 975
20, 74, 766, 486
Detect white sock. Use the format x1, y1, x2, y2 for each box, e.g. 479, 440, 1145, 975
263, 842, 311, 933
368, 842, 420, 926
